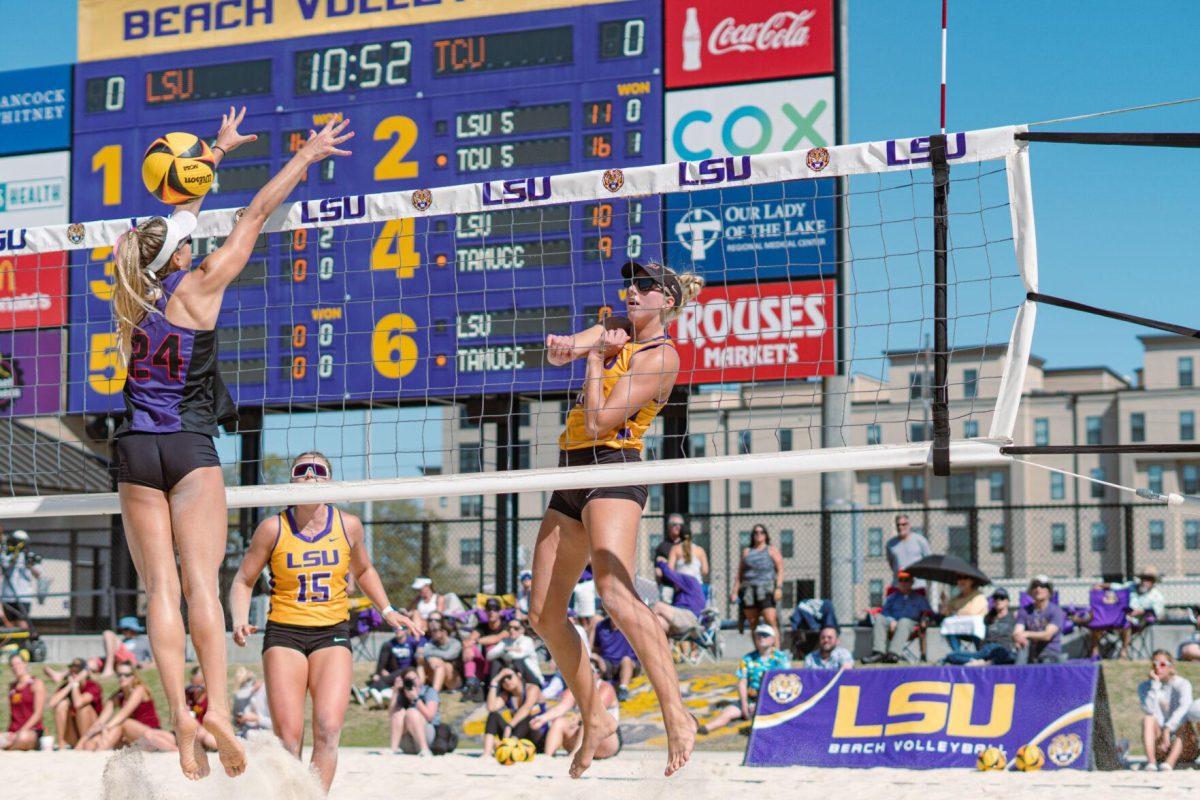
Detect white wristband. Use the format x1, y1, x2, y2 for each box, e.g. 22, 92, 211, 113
382, 605, 397, 615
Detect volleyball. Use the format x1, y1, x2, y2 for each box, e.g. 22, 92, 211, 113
976, 746, 1006, 771
1014, 744, 1045, 772
141, 132, 216, 205
494, 737, 536, 765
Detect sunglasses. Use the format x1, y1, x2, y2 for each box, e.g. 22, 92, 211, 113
292, 461, 330, 479
629, 277, 664, 294
117, 672, 134, 679
754, 631, 774, 638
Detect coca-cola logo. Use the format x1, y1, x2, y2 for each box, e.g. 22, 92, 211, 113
709, 11, 817, 56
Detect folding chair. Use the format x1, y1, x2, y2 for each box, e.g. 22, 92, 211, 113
881, 585, 929, 663
1127, 610, 1158, 660
1084, 587, 1131, 659
675, 608, 724, 665
348, 596, 385, 662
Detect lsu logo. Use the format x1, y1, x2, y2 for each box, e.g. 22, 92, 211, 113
767, 673, 803, 705
677, 156, 751, 187
67, 223, 86, 245
601, 169, 625, 193
832, 680, 1015, 738
411, 189, 433, 212
805, 147, 830, 172
299, 195, 366, 225
481, 177, 552, 206
885, 132, 968, 166
0, 228, 27, 251
284, 550, 341, 569
1047, 733, 1083, 767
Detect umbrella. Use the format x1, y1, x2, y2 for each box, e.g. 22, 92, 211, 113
903, 554, 990, 586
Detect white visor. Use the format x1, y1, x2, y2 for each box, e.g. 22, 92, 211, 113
144, 210, 198, 277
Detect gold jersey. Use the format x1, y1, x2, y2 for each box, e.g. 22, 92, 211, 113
267, 505, 352, 627
559, 336, 674, 451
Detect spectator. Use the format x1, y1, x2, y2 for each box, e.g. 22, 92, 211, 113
1099, 567, 1166, 660
535, 670, 621, 760
572, 565, 598, 638
231, 667, 271, 736
77, 665, 174, 752
667, 528, 709, 591
1014, 574, 1068, 665
486, 617, 544, 686
730, 524, 784, 635
83, 616, 153, 677
460, 598, 508, 701
185, 665, 208, 723
389, 666, 440, 756
940, 576, 989, 652
1, 652, 44, 751
1139, 650, 1200, 771
655, 514, 686, 602
419, 619, 464, 692
365, 627, 425, 707
482, 667, 545, 757
697, 624, 790, 736
886, 515, 931, 589
1180, 613, 1200, 663
0, 529, 40, 628
803, 627, 853, 670
943, 587, 1017, 665
516, 570, 533, 621
47, 659, 102, 750
863, 571, 931, 664
411, 577, 445, 621
592, 614, 639, 701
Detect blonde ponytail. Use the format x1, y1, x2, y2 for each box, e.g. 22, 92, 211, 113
664, 272, 705, 323
112, 219, 168, 362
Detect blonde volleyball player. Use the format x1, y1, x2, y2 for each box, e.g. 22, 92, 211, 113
528, 261, 704, 778
110, 107, 352, 780
230, 452, 421, 793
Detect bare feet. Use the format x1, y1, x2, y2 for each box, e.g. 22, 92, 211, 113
568, 712, 618, 779
664, 711, 698, 778
201, 714, 246, 778
175, 716, 209, 781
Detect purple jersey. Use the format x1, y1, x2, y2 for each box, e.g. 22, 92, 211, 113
117, 271, 234, 436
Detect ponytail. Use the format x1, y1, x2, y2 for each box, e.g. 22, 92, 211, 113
663, 272, 705, 323
112, 219, 168, 363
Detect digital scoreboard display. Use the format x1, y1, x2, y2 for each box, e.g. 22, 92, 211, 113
67, 2, 664, 412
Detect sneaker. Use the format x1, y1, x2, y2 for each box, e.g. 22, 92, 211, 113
351, 686, 366, 706
368, 688, 384, 708
861, 652, 885, 665
617, 685, 630, 702
418, 749, 433, 758
1159, 763, 1173, 771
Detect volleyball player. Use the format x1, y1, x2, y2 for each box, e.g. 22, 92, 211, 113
229, 452, 421, 794
110, 107, 354, 780
528, 261, 704, 778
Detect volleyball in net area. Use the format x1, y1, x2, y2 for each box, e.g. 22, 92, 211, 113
0, 124, 1194, 519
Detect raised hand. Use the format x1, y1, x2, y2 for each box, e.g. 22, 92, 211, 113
593, 326, 630, 357
545, 334, 577, 366
215, 105, 257, 155
301, 117, 355, 162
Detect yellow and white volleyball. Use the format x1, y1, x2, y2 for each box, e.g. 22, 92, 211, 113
1014, 743, 1045, 772
976, 746, 1006, 771
142, 132, 215, 205
494, 737, 536, 765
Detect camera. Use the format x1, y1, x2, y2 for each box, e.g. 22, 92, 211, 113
402, 678, 416, 691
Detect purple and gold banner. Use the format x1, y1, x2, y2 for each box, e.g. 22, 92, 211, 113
745, 664, 1101, 770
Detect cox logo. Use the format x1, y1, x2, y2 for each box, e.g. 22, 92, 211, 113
885, 133, 968, 166
672, 100, 829, 161
677, 156, 751, 187
300, 195, 366, 225
481, 177, 552, 206
0, 228, 27, 251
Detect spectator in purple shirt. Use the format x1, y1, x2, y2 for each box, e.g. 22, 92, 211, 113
652, 558, 705, 640
591, 614, 639, 701
1014, 574, 1068, 664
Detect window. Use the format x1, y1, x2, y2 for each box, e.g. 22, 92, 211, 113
459, 444, 482, 473
909, 372, 924, 400
779, 480, 794, 508
868, 475, 883, 505
1051, 523, 1067, 553
900, 473, 925, 504
460, 538, 482, 566
779, 429, 793, 451
1034, 418, 1049, 446
738, 430, 753, 455
1182, 411, 1195, 441
739, 530, 752, 549
910, 423, 929, 442
460, 495, 483, 517
868, 579, 884, 608
515, 401, 531, 427
1090, 468, 1105, 499
1091, 522, 1108, 552
964, 420, 978, 438
1149, 520, 1165, 551
989, 524, 1006, 553
689, 482, 711, 514
644, 435, 662, 461
963, 368, 978, 398
867, 527, 883, 557
948, 472, 975, 507
780, 529, 795, 558
1131, 413, 1146, 443
738, 481, 753, 509
1186, 520, 1200, 550
1050, 472, 1065, 500
1181, 356, 1194, 388
1086, 416, 1102, 445
648, 484, 662, 513
867, 424, 882, 446
989, 471, 1007, 502
689, 433, 707, 458
1148, 464, 1164, 494
515, 440, 531, 469
459, 411, 475, 429
1184, 465, 1200, 495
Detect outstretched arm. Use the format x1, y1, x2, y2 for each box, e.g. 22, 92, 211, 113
174, 106, 258, 219
346, 513, 423, 636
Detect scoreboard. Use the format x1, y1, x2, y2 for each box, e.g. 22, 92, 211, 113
67, 1, 664, 411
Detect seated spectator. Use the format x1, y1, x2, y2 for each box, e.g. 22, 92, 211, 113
1014, 574, 1068, 665
47, 659, 102, 750
940, 576, 989, 652
232, 667, 271, 736
789, 598, 839, 657
77, 665, 174, 752
1096, 567, 1165, 660
803, 627, 853, 670
486, 618, 543, 686
184, 666, 219, 751
1139, 650, 1200, 771
572, 565, 598, 639
81, 616, 153, 677
460, 597, 508, 700
697, 624, 790, 736
652, 558, 706, 646
364, 627, 425, 707
411, 577, 445, 621
944, 587, 1017, 665
419, 619, 464, 692
482, 667, 545, 757
1, 653, 44, 751
863, 571, 931, 664
591, 614, 639, 701
539, 656, 567, 703
516, 570, 533, 621
534, 668, 621, 760
389, 666, 440, 757
1179, 613, 1200, 663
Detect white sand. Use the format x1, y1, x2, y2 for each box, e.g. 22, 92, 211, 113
4, 745, 1197, 800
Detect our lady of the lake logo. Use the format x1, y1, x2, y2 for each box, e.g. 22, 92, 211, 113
602, 169, 625, 193
1047, 733, 1083, 767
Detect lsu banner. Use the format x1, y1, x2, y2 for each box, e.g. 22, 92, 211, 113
746, 664, 1116, 771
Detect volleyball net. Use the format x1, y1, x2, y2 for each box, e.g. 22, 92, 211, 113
0, 125, 1037, 517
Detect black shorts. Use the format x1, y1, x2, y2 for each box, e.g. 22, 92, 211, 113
115, 432, 220, 492
547, 447, 647, 522
740, 585, 777, 610
262, 619, 352, 657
